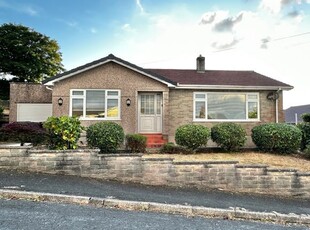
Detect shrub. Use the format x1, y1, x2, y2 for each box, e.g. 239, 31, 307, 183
301, 113, 310, 123
175, 124, 210, 151
0, 122, 48, 146
159, 142, 191, 154
126, 134, 147, 153
297, 122, 310, 151
43, 116, 84, 150
0, 106, 3, 120
304, 144, 310, 158
251, 123, 302, 154
86, 121, 124, 153
211, 123, 246, 152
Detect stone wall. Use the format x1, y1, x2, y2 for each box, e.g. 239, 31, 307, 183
1, 147, 309, 199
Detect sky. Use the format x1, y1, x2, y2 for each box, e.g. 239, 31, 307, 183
0, 0, 310, 109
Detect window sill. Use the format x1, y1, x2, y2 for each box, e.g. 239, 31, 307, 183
78, 118, 121, 121
193, 119, 261, 123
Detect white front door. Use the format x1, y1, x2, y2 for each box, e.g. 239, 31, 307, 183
138, 93, 162, 133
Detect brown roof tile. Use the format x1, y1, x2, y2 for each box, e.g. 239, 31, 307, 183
147, 69, 292, 88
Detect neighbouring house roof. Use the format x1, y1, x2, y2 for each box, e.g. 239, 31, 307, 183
43, 54, 293, 90
285, 104, 310, 124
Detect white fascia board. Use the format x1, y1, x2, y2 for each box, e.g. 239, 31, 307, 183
175, 84, 293, 91
44, 59, 176, 88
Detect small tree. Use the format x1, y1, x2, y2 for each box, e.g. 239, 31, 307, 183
43, 116, 84, 150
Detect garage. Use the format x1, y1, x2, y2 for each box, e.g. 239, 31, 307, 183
17, 103, 52, 122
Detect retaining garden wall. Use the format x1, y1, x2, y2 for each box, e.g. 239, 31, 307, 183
0, 147, 309, 199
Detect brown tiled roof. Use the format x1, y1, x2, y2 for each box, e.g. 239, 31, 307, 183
43, 54, 293, 90
147, 69, 293, 88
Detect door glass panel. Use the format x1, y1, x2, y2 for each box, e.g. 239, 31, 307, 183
141, 95, 155, 115
156, 94, 162, 115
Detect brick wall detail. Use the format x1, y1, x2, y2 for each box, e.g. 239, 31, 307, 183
1, 147, 309, 199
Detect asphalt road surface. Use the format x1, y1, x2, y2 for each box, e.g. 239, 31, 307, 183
0, 199, 308, 230
0, 169, 309, 215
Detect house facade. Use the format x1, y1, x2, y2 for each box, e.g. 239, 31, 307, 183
10, 54, 293, 146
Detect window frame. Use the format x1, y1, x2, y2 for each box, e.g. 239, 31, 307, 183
70, 89, 121, 120
193, 92, 260, 122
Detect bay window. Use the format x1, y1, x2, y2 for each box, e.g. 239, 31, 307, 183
194, 92, 259, 121
70, 89, 120, 119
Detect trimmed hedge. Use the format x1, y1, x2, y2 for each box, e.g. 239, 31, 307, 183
44, 116, 84, 150
211, 123, 246, 152
87, 121, 124, 153
251, 123, 302, 154
126, 134, 147, 153
0, 122, 48, 146
297, 122, 310, 151
175, 124, 210, 151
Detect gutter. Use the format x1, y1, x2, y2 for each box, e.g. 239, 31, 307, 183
175, 84, 293, 91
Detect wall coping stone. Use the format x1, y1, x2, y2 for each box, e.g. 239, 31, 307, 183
202, 161, 239, 164
0, 146, 31, 150
142, 158, 173, 162
267, 168, 298, 173
297, 173, 310, 177
28, 149, 100, 154
236, 164, 268, 168
98, 153, 142, 157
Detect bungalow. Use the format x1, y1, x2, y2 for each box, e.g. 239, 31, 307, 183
10, 54, 293, 147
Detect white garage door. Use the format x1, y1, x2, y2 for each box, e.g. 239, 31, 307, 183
17, 103, 52, 122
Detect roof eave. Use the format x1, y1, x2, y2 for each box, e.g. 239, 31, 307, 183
175, 84, 294, 91
43, 59, 176, 88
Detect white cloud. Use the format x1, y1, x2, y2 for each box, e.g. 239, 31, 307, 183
22, 6, 37, 16
121, 23, 135, 32
259, 0, 303, 14
135, 0, 145, 14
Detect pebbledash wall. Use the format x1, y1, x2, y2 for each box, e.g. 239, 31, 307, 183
1, 147, 309, 199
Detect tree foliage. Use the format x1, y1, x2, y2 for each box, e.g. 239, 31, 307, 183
0, 23, 64, 83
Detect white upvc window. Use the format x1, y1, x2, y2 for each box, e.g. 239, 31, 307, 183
70, 89, 120, 120
193, 92, 259, 122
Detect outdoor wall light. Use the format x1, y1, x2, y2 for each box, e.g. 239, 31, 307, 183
126, 98, 131, 106
58, 98, 63, 106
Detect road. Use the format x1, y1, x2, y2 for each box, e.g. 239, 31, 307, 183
0, 169, 309, 215
0, 199, 307, 230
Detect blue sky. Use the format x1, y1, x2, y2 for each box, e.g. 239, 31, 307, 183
1, 0, 310, 109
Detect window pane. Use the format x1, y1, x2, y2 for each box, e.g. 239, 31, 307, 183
248, 94, 258, 100
107, 99, 119, 117
107, 91, 119, 96
207, 94, 246, 119
72, 99, 83, 117
195, 101, 205, 119
248, 102, 258, 119
72, 91, 84, 96
86, 90, 105, 118
195, 94, 205, 99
